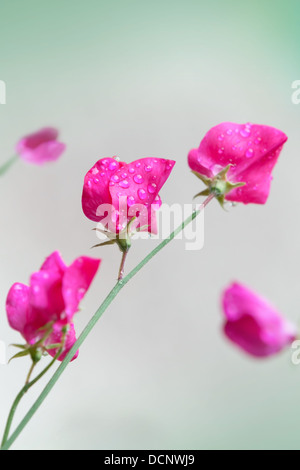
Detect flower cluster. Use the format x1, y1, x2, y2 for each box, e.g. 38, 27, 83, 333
6, 252, 100, 362
3, 120, 295, 399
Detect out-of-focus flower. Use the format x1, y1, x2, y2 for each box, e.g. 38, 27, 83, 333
222, 282, 297, 358
16, 128, 66, 165
188, 122, 287, 205
6, 252, 101, 362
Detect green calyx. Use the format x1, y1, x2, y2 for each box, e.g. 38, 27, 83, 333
193, 165, 245, 208
92, 217, 149, 254
9, 323, 67, 365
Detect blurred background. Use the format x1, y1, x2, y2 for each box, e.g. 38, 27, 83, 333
0, 0, 300, 450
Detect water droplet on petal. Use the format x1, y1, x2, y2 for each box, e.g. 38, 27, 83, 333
92, 168, 99, 175
100, 172, 105, 177
218, 134, 224, 141
121, 172, 128, 179
119, 180, 130, 189
135, 162, 141, 168
112, 174, 119, 182
138, 189, 147, 200
226, 129, 233, 135
109, 161, 118, 171
78, 287, 86, 298
127, 196, 135, 207
145, 165, 152, 172
109, 181, 115, 187
129, 167, 135, 174
134, 174, 144, 184
245, 148, 254, 158
93, 178, 99, 184
240, 128, 251, 138
148, 183, 157, 194
254, 137, 262, 145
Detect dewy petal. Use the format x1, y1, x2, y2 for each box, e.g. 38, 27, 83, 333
109, 158, 175, 208
27, 252, 67, 327
40, 251, 67, 275
109, 158, 175, 233
222, 282, 297, 358
62, 256, 101, 321
188, 122, 287, 204
46, 322, 79, 362
16, 127, 65, 165
82, 157, 125, 222
6, 283, 30, 335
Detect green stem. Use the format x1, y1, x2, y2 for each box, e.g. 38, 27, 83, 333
1, 349, 63, 448
118, 249, 129, 281
0, 194, 214, 451
0, 155, 19, 176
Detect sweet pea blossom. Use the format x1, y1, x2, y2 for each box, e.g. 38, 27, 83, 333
188, 122, 288, 204
82, 157, 175, 235
222, 282, 297, 358
16, 127, 66, 165
6, 252, 101, 361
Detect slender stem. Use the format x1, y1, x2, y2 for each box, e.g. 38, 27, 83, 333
0, 194, 215, 451
25, 363, 36, 386
118, 250, 129, 281
1, 350, 63, 449
0, 155, 19, 176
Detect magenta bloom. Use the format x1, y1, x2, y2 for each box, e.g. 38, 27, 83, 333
16, 128, 66, 165
6, 252, 101, 361
222, 282, 297, 358
82, 157, 175, 233
188, 122, 288, 204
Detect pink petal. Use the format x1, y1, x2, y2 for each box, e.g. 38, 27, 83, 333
6, 283, 30, 335
109, 158, 175, 231
62, 256, 101, 321
189, 122, 287, 204
16, 127, 65, 165
40, 251, 67, 275
82, 158, 125, 222
46, 322, 79, 362
29, 269, 65, 324
222, 282, 297, 358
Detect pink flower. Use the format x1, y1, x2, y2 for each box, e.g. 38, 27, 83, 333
82, 157, 175, 234
222, 282, 297, 358
16, 127, 66, 165
188, 122, 288, 204
6, 252, 101, 361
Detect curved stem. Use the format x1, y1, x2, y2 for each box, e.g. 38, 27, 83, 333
118, 249, 129, 280
1, 344, 66, 449
0, 194, 214, 451
0, 155, 19, 176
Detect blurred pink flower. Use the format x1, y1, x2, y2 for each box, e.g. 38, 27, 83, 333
16, 128, 66, 165
188, 122, 287, 204
6, 252, 101, 361
82, 157, 175, 234
222, 282, 297, 358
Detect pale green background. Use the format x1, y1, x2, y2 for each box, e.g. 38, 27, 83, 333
1, 0, 300, 450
